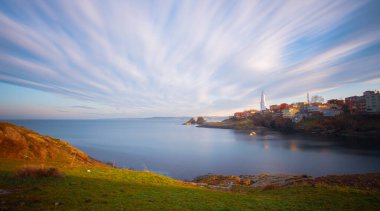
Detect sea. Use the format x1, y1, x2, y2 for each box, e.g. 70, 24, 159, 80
6, 118, 380, 180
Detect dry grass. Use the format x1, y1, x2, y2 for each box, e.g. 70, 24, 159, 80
15, 165, 64, 178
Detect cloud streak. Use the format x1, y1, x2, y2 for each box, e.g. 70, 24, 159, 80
0, 0, 379, 117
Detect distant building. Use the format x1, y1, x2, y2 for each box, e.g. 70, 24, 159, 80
307, 105, 321, 113
322, 109, 343, 117
270, 105, 281, 113
234, 112, 245, 119
245, 109, 258, 117
294, 102, 307, 108
234, 109, 258, 119
327, 99, 344, 110
282, 107, 299, 118
364, 90, 380, 113
280, 103, 289, 109
345, 96, 366, 114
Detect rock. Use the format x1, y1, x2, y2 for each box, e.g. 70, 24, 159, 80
196, 117, 206, 124
183, 117, 207, 125
54, 202, 60, 206
192, 173, 315, 191
183, 117, 197, 125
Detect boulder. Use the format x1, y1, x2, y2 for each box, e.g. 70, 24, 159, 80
183, 117, 197, 125
196, 117, 206, 124
183, 117, 207, 125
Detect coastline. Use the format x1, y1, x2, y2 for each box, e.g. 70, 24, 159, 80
191, 172, 380, 192
196, 118, 380, 139
196, 118, 256, 130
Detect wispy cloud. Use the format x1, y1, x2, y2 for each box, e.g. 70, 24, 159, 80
71, 105, 96, 110
0, 0, 379, 117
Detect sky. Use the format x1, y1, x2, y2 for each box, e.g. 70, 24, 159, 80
0, 0, 380, 119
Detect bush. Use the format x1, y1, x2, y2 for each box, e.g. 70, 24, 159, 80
15, 165, 64, 178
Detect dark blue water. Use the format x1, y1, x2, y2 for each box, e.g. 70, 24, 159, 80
6, 118, 380, 180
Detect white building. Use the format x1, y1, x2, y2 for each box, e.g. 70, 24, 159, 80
307, 106, 321, 113
260, 91, 267, 111
322, 110, 343, 117
364, 90, 380, 113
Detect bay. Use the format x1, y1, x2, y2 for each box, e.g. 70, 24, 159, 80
7, 118, 380, 180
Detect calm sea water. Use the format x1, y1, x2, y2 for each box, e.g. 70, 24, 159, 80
7, 118, 380, 180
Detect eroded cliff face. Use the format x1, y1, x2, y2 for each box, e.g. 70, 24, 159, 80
0, 122, 101, 166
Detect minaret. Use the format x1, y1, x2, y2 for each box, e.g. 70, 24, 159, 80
260, 90, 267, 111
306, 92, 310, 115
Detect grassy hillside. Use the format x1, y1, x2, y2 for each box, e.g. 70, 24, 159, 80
1, 122, 380, 210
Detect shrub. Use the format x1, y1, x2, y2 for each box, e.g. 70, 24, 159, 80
15, 165, 64, 178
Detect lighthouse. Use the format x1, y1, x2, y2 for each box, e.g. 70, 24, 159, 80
260, 90, 267, 111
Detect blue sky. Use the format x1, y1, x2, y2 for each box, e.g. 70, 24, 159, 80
0, 0, 379, 119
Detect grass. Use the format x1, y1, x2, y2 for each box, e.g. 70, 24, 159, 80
1, 159, 380, 210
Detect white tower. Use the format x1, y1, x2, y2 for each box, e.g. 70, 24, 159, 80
260, 90, 267, 111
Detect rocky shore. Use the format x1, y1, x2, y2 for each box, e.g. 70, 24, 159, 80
193, 116, 380, 139
191, 173, 380, 192
183, 117, 206, 125
197, 118, 256, 130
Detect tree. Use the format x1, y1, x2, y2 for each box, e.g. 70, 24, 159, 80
311, 95, 324, 104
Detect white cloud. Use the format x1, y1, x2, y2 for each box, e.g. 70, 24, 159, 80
0, 0, 379, 117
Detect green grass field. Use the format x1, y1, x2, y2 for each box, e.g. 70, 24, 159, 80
1, 159, 380, 210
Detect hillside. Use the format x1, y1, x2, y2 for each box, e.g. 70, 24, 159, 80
0, 122, 380, 210
0, 122, 102, 166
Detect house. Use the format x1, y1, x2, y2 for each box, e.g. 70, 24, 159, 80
234, 109, 258, 119
327, 99, 344, 110
282, 107, 299, 118
345, 96, 366, 114
322, 109, 343, 117
234, 112, 246, 119
364, 90, 380, 113
307, 105, 321, 113
270, 105, 281, 113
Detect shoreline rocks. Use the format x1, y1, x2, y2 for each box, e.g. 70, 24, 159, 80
192, 173, 380, 192
183, 117, 207, 125
197, 118, 256, 130
192, 174, 313, 191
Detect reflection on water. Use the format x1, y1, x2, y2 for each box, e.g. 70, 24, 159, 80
290, 142, 298, 152
7, 118, 380, 180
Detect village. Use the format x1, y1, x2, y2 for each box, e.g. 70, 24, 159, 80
233, 90, 380, 123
